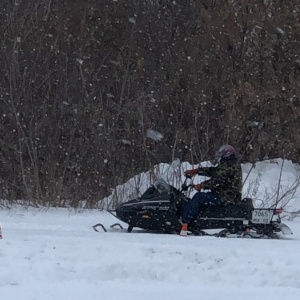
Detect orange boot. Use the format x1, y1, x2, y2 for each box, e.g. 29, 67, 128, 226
180, 223, 188, 237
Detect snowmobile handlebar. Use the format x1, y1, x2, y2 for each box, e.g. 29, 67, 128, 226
181, 182, 190, 191
181, 177, 196, 192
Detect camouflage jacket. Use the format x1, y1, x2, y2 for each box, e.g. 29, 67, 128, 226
198, 158, 242, 204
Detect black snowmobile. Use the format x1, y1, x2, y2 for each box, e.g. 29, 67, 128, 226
93, 177, 293, 239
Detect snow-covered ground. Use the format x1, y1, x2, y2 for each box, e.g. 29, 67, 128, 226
1, 207, 300, 300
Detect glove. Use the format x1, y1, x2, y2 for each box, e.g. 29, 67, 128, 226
184, 168, 199, 178
193, 183, 202, 191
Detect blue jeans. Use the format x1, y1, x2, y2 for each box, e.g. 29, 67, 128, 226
182, 192, 220, 224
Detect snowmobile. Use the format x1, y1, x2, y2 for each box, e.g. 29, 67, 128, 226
93, 177, 293, 239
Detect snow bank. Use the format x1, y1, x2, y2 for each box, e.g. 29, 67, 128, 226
100, 158, 300, 213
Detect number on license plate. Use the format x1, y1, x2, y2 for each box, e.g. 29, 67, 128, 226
251, 210, 273, 224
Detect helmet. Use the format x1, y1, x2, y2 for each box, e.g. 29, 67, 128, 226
215, 145, 236, 161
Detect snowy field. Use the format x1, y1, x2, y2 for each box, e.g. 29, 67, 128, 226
1, 207, 300, 300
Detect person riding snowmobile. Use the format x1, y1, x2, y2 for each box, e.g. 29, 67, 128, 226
180, 144, 242, 236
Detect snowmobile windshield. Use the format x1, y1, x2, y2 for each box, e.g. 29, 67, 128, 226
154, 178, 170, 194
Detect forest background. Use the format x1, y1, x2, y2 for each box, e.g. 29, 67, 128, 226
1, 0, 300, 206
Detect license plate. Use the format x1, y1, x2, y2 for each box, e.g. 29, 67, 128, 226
251, 210, 274, 224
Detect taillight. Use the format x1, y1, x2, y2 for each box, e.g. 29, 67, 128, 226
275, 208, 283, 214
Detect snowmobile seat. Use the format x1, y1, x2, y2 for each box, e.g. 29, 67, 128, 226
240, 197, 254, 210
199, 197, 254, 219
